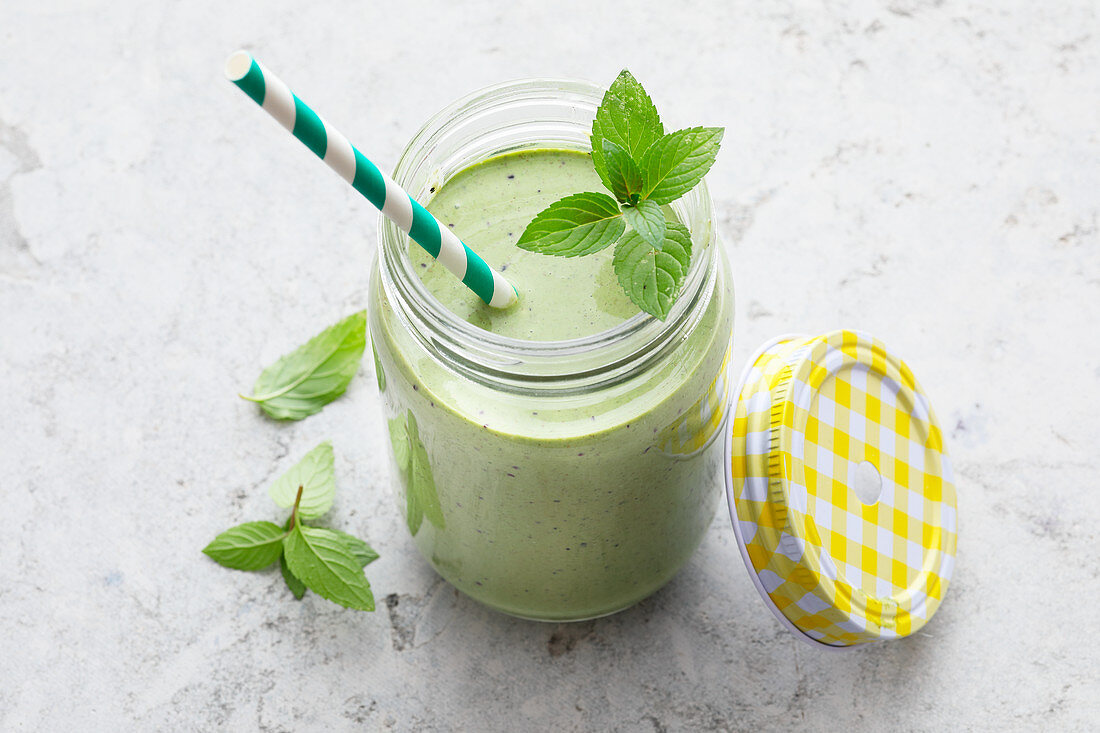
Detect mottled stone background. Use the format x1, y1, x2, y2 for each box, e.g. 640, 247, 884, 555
1, 0, 1097, 730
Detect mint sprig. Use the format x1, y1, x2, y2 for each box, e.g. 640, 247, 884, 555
202, 442, 378, 611
518, 70, 723, 320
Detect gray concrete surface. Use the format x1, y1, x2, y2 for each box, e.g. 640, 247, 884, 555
2, 1, 1098, 730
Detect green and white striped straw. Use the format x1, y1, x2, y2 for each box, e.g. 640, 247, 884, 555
224, 51, 518, 309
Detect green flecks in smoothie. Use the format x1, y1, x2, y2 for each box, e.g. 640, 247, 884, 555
388, 409, 444, 536
409, 149, 641, 341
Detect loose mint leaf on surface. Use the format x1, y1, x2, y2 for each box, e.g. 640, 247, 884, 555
402, 411, 445, 536
612, 220, 693, 320
242, 310, 366, 420
622, 200, 666, 251
280, 554, 307, 599
329, 529, 380, 567
267, 441, 336, 520
600, 139, 644, 204
516, 192, 625, 257
284, 525, 375, 611
203, 521, 286, 571
639, 127, 724, 205
590, 70, 664, 192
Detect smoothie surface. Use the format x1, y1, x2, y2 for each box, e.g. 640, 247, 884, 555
411, 149, 641, 341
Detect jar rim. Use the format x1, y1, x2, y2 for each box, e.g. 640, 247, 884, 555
377, 77, 719, 390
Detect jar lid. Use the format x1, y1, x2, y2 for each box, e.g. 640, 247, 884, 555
724, 330, 957, 648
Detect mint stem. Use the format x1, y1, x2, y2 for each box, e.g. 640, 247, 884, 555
290, 484, 304, 529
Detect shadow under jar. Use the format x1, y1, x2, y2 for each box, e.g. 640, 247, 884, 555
368, 79, 734, 621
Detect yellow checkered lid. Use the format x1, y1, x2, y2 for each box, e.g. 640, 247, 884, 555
725, 330, 957, 648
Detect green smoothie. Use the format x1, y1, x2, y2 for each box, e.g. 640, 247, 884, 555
370, 147, 734, 620
410, 149, 639, 341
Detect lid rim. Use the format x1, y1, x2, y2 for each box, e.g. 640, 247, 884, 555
724, 334, 854, 651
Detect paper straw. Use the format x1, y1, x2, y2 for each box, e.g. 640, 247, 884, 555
224, 51, 518, 309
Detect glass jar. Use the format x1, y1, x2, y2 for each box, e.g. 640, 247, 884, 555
367, 79, 734, 621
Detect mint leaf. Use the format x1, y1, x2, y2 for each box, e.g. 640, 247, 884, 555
268, 441, 335, 520
388, 414, 410, 471
590, 117, 610, 191
284, 525, 375, 611
280, 518, 308, 599
203, 521, 286, 570
622, 200, 666, 251
280, 554, 307, 599
411, 437, 445, 532
516, 192, 625, 257
371, 340, 386, 392
242, 310, 366, 420
639, 127, 723, 205
600, 140, 644, 204
401, 411, 445, 536
612, 220, 693, 320
329, 529, 380, 567
591, 70, 664, 193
